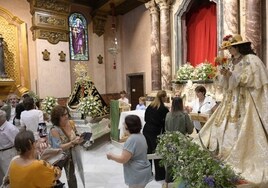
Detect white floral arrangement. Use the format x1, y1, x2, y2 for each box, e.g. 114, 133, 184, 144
192, 62, 216, 80
176, 63, 195, 80
77, 96, 103, 118
41, 96, 58, 115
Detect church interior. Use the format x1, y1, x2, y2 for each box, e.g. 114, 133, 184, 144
1, 0, 268, 187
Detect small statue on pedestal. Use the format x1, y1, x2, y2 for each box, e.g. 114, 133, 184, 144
0, 34, 8, 78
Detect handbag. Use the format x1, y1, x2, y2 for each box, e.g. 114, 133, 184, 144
40, 148, 69, 169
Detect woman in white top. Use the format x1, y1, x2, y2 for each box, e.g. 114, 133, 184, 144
20, 97, 44, 139
186, 85, 216, 132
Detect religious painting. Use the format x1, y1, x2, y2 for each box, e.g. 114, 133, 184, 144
69, 13, 89, 61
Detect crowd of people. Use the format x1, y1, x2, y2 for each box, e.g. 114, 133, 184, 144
0, 94, 84, 187
1, 33, 268, 187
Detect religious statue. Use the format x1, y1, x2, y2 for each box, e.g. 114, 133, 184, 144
0, 34, 7, 78
67, 63, 109, 117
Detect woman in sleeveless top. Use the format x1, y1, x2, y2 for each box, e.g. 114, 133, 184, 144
49, 105, 83, 188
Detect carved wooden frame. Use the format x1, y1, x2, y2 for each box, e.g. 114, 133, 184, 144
0, 7, 30, 97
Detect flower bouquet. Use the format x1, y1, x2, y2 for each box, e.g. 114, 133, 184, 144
176, 63, 195, 80
41, 96, 58, 115
77, 96, 103, 118
156, 131, 242, 188
192, 62, 216, 80
214, 56, 229, 69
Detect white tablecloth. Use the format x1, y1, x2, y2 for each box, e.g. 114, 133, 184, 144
118, 110, 146, 139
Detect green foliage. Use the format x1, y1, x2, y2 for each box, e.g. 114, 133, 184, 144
156, 132, 241, 188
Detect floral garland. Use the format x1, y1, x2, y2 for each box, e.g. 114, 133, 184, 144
192, 62, 216, 80
77, 96, 104, 118
41, 96, 58, 115
156, 132, 243, 188
176, 63, 195, 80
176, 62, 216, 81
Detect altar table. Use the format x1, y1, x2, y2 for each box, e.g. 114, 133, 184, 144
118, 110, 145, 139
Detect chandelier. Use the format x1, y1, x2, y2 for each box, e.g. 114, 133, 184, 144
108, 2, 119, 69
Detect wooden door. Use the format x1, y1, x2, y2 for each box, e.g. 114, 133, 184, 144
127, 74, 144, 110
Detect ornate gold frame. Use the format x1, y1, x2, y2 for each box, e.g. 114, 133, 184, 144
0, 7, 30, 98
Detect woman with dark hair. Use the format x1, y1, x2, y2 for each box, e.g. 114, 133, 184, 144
107, 115, 152, 188
164, 97, 193, 183
142, 90, 169, 181
196, 34, 268, 186
165, 97, 193, 134
186, 85, 216, 133
7, 130, 61, 187
20, 97, 44, 138
49, 105, 83, 188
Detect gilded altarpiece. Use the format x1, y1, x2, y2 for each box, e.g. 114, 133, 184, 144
0, 7, 30, 99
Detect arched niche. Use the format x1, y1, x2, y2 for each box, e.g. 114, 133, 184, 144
0, 6, 30, 91
174, 0, 223, 69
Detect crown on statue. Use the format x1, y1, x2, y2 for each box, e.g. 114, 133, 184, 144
74, 63, 89, 78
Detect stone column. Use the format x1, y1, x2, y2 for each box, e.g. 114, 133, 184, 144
245, 0, 262, 56
223, 0, 239, 36
145, 0, 161, 90
156, 0, 172, 90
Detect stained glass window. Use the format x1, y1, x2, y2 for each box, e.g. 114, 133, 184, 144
69, 13, 89, 61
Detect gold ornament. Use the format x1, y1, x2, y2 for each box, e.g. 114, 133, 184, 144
73, 63, 90, 79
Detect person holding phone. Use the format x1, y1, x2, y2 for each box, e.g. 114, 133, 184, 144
49, 105, 84, 188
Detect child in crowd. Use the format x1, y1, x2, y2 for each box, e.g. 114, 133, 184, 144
135, 96, 146, 110
118, 90, 129, 104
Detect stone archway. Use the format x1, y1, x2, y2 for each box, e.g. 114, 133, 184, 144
174, 0, 223, 69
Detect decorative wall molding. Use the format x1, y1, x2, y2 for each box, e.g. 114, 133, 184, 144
28, 0, 70, 15
92, 11, 107, 37
31, 27, 69, 44
28, 0, 70, 44
33, 12, 68, 30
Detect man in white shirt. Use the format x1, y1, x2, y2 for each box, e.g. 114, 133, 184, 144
0, 110, 19, 185
0, 93, 19, 124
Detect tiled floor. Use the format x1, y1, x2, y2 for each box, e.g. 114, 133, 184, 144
60, 140, 165, 188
